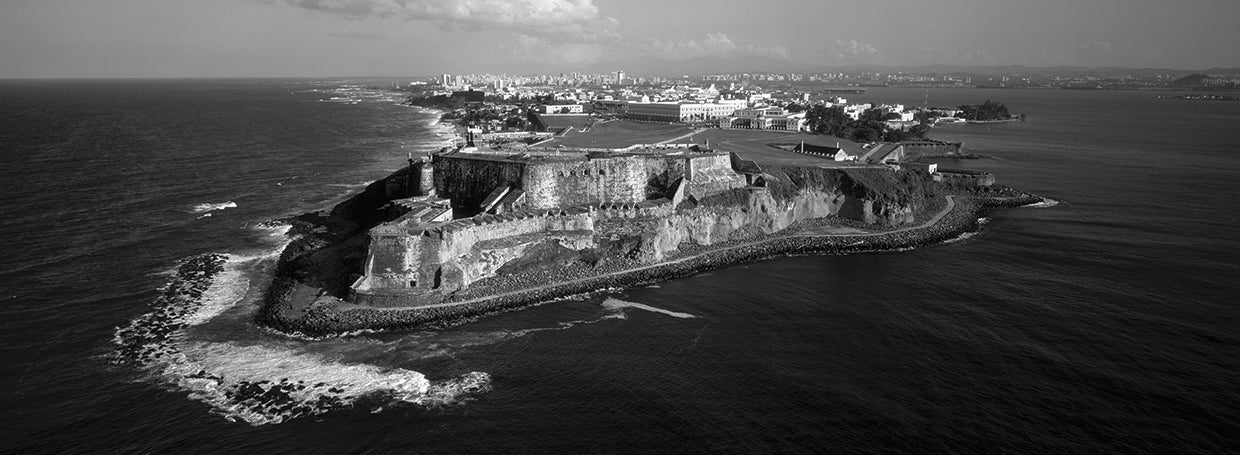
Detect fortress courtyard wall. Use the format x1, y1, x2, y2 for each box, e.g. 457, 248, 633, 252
433, 154, 526, 209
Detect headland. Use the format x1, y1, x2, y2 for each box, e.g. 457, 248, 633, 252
256, 118, 1041, 337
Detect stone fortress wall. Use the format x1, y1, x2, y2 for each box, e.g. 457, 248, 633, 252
899, 140, 964, 157
683, 153, 747, 198
353, 149, 755, 306
520, 155, 647, 209
433, 154, 526, 209
353, 207, 596, 305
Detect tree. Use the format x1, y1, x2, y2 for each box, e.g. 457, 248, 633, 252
804, 105, 851, 136
908, 123, 931, 139
852, 127, 881, 142
958, 100, 1011, 121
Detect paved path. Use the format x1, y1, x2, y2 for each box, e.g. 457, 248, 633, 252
362, 195, 956, 312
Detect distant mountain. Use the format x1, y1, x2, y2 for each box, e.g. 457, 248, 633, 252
565, 55, 815, 77
1172, 73, 1212, 86
559, 58, 1228, 79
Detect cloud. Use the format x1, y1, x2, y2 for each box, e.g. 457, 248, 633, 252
508, 34, 603, 64
285, 0, 618, 40
1082, 40, 1113, 52
641, 33, 791, 60
327, 30, 388, 40
831, 39, 879, 63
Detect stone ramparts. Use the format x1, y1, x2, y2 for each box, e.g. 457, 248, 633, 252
298, 195, 1043, 336
352, 207, 597, 300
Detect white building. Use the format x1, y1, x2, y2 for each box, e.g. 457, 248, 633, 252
843, 103, 873, 120
626, 100, 744, 122
540, 104, 584, 114
720, 107, 806, 131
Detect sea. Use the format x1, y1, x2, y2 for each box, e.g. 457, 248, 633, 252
1, 80, 1237, 454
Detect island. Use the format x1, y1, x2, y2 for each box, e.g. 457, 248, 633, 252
257, 119, 1041, 337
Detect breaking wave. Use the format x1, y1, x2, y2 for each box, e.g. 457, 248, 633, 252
192, 201, 237, 213
1025, 197, 1061, 208
112, 251, 490, 425
942, 231, 979, 244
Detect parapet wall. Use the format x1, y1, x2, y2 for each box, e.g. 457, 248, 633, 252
935, 169, 995, 187
901, 140, 963, 157
434, 208, 595, 259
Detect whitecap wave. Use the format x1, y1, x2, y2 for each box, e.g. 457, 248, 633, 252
114, 251, 491, 425
942, 231, 978, 244
164, 341, 487, 425
1024, 198, 1060, 209
192, 201, 237, 213
180, 251, 284, 327
601, 298, 697, 319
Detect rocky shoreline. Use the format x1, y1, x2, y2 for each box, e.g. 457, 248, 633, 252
265, 192, 1042, 337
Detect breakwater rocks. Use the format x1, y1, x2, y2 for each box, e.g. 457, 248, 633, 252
113, 253, 227, 365
268, 193, 1044, 337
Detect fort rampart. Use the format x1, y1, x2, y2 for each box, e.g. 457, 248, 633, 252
353, 207, 596, 304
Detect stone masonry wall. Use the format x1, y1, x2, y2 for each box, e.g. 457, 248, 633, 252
521, 155, 647, 209
433, 155, 526, 209
355, 208, 598, 298
683, 153, 747, 198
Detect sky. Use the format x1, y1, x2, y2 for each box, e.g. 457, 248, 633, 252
1, 0, 1238, 78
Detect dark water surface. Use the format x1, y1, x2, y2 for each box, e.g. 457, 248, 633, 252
1, 82, 1238, 453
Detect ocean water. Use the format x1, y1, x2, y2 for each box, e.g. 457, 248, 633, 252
1, 81, 1238, 453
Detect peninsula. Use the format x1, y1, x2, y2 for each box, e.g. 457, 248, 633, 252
258, 76, 1043, 336
258, 132, 1037, 336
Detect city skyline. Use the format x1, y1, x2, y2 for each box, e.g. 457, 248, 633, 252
2, 0, 1239, 78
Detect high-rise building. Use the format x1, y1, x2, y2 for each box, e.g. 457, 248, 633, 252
440, 74, 451, 87
617, 71, 626, 85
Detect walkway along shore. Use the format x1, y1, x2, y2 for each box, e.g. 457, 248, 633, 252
282, 193, 1042, 336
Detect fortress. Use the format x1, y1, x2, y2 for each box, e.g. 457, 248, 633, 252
262, 136, 1031, 336
349, 148, 763, 306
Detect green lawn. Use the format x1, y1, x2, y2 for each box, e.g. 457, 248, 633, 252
537, 121, 879, 169
539, 120, 694, 149
694, 129, 872, 167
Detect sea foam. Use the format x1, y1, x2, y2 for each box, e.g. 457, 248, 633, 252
114, 249, 490, 425
602, 298, 698, 319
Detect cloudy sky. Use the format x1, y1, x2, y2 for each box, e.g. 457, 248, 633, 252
2, 0, 1238, 78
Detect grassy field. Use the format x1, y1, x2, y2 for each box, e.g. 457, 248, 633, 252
537, 120, 878, 169
535, 114, 592, 131
694, 129, 872, 167
539, 120, 694, 149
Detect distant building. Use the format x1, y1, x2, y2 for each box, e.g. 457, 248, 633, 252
843, 103, 872, 120
793, 142, 853, 161
540, 104, 584, 114
720, 107, 806, 131
626, 100, 744, 123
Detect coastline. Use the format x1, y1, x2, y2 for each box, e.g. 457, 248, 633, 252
267, 191, 1042, 337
